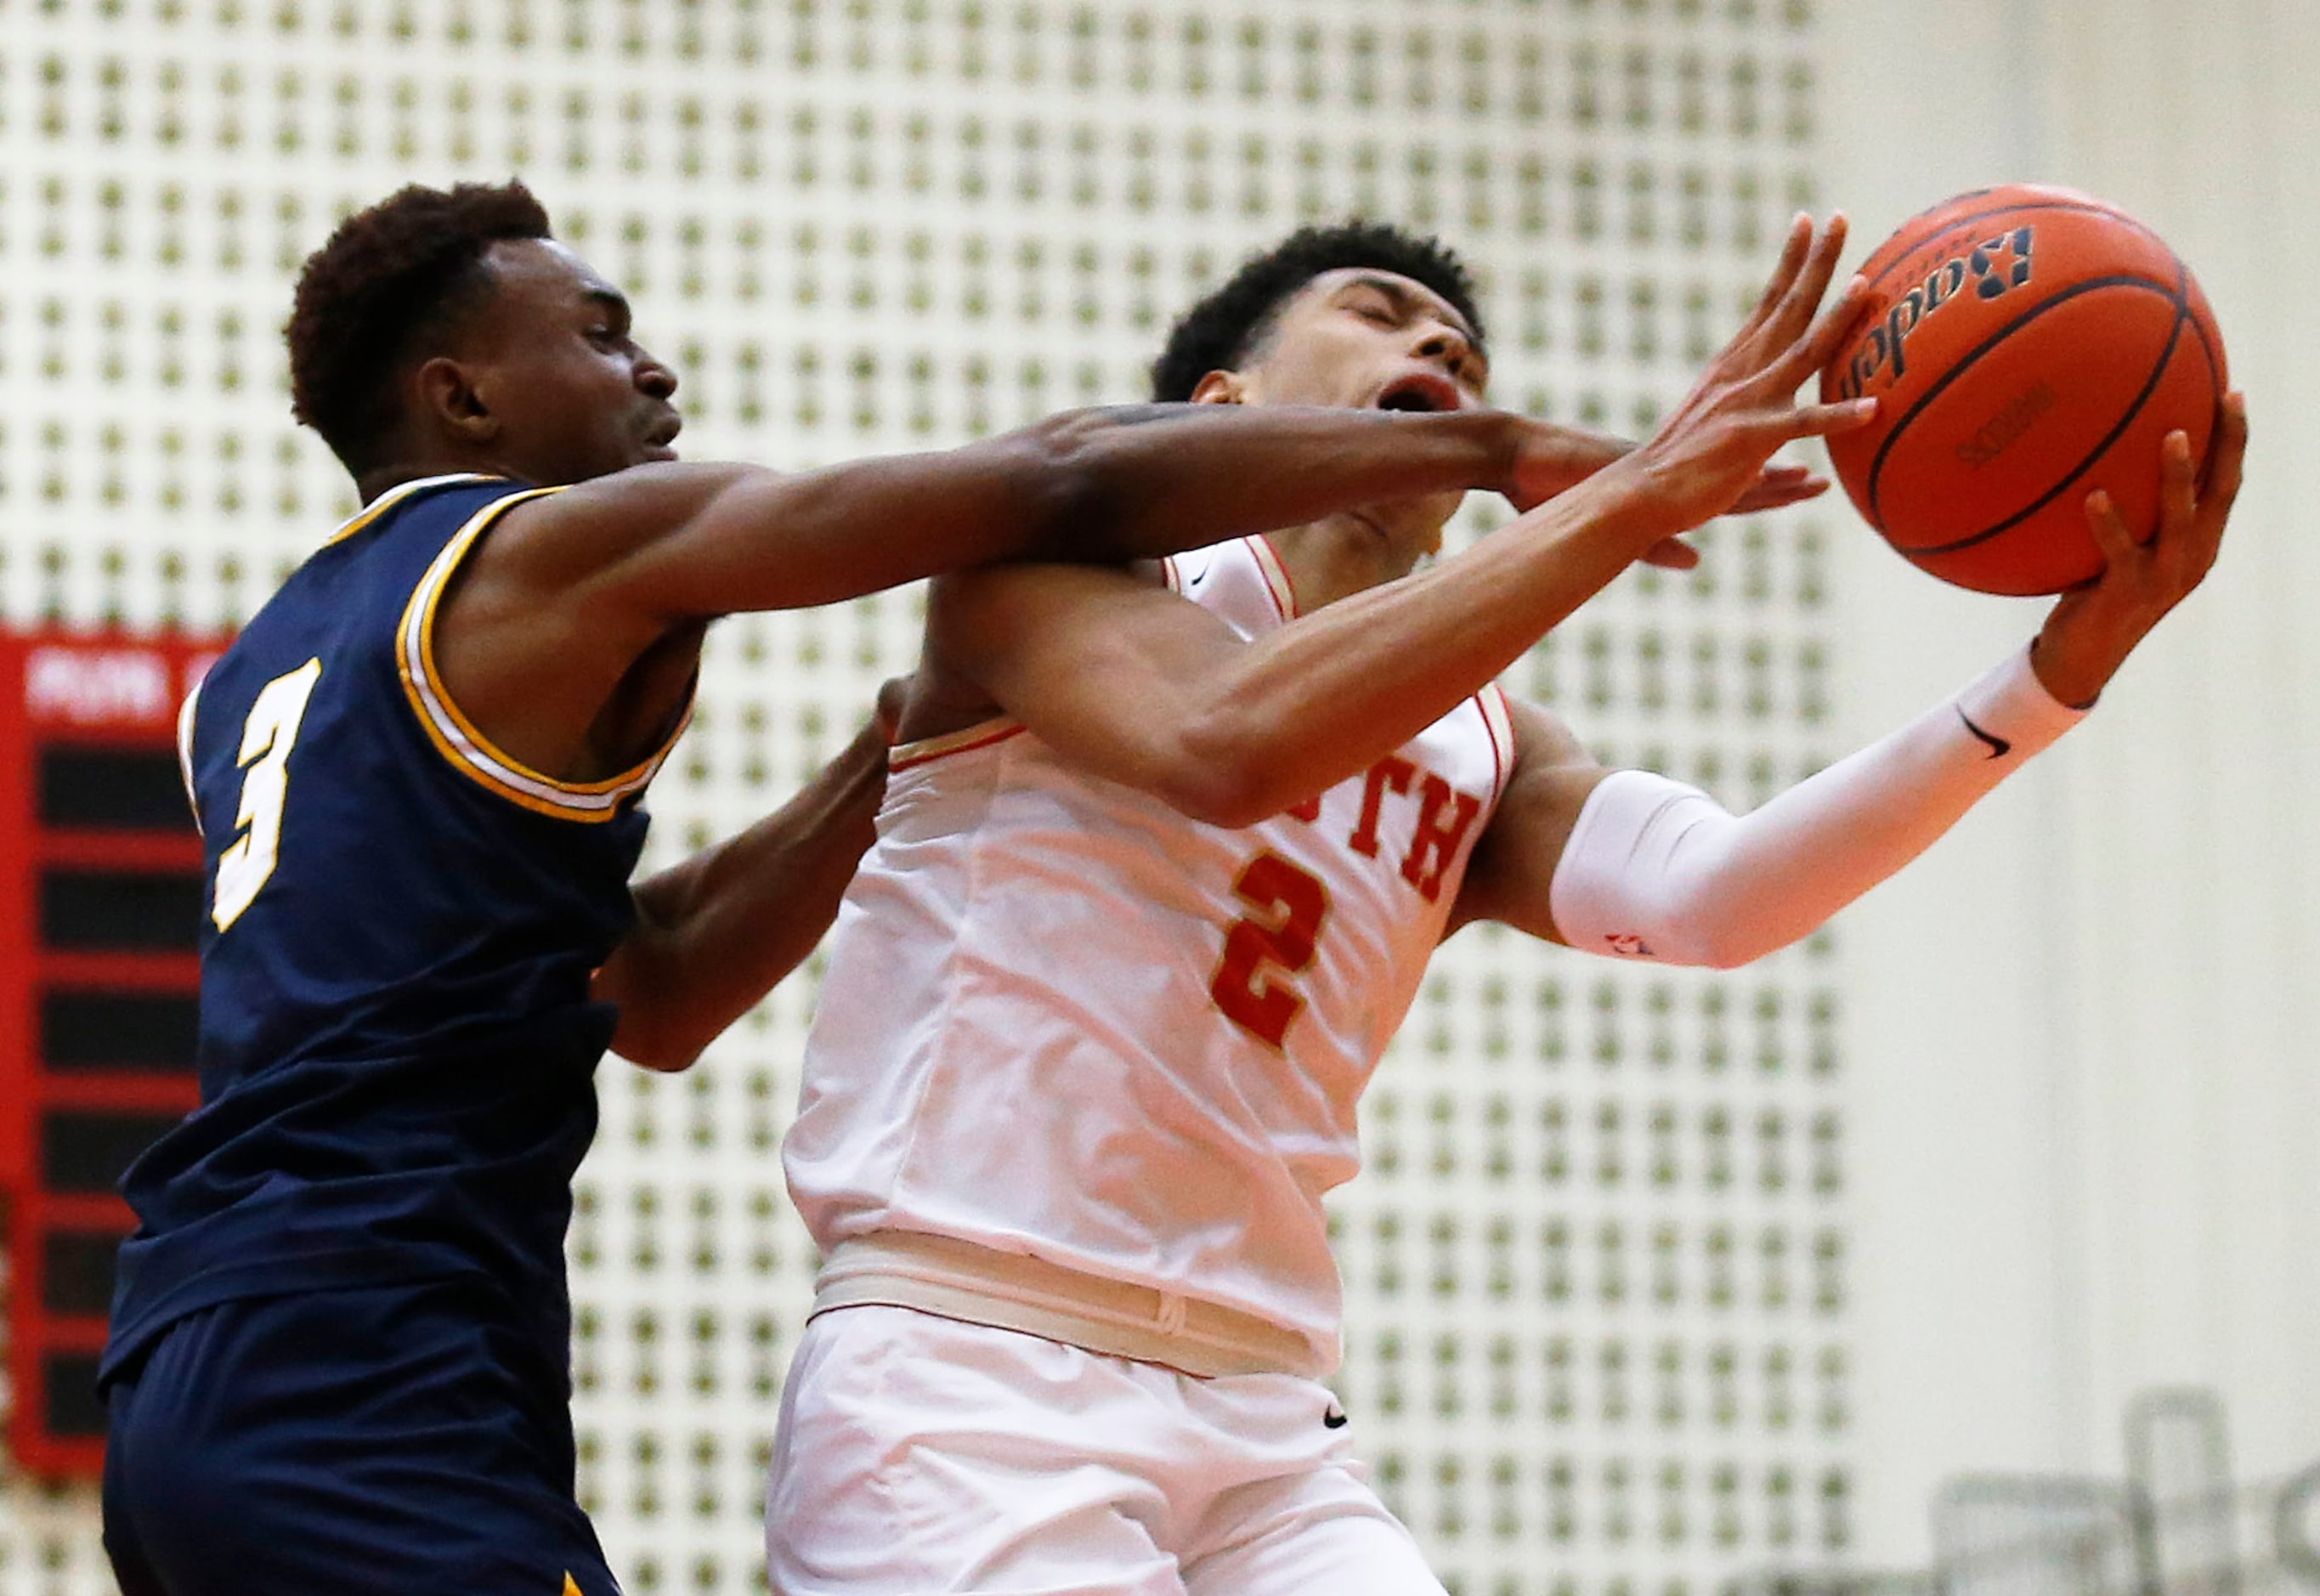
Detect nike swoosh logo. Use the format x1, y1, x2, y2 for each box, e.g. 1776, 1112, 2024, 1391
1323, 1406, 1349, 1429
1956, 707, 2011, 760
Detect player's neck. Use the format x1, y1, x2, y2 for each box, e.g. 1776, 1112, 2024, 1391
351, 430, 548, 503
1265, 516, 1430, 613
352, 456, 495, 505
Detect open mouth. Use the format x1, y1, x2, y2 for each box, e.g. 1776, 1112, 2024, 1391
1372, 372, 1464, 415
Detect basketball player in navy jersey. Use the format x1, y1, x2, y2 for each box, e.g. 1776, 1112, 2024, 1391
94, 182, 1827, 1596
765, 218, 2244, 1593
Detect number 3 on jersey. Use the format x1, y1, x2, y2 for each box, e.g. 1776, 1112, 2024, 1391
1208, 852, 1331, 1049
211, 658, 323, 931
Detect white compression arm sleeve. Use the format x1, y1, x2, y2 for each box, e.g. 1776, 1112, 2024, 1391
1548, 645, 2086, 968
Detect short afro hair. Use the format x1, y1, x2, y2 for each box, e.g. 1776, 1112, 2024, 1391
286, 180, 553, 473
1151, 222, 1485, 403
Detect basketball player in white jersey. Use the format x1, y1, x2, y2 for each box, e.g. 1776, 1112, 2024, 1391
769, 217, 2246, 1594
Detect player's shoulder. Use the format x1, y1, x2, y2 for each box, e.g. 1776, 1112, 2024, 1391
467, 460, 769, 591
1498, 693, 1593, 774
198, 474, 537, 705
239, 474, 531, 628
314, 472, 535, 557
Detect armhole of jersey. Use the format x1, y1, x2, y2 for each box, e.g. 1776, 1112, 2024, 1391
1245, 535, 1299, 620
175, 676, 205, 836
396, 485, 694, 823
889, 716, 1025, 773
1477, 683, 1516, 806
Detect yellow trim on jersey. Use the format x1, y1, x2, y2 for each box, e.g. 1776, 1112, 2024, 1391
175, 674, 205, 836
889, 716, 1026, 773
322, 473, 500, 547
563, 1576, 585, 1596
396, 486, 694, 823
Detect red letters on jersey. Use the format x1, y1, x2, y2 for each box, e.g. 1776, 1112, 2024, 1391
1348, 757, 1415, 857
1209, 755, 1485, 1048
1400, 774, 1481, 903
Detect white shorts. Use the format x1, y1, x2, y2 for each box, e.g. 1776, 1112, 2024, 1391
764, 1305, 1446, 1596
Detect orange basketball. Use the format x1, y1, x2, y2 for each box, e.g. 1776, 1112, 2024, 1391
1819, 184, 2227, 596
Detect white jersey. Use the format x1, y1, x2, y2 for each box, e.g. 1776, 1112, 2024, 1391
784, 535, 1514, 1372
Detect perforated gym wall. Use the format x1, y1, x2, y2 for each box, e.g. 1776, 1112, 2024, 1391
0, 3, 1846, 1593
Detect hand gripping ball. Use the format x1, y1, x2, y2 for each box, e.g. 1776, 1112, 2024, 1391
1820, 184, 2227, 595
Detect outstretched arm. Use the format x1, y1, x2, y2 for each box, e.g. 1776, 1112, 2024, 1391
593, 702, 893, 1071
1452, 663, 2086, 964
433, 218, 1857, 790
924, 477, 1774, 828
432, 405, 1718, 787
1452, 399, 2248, 963
925, 220, 1878, 823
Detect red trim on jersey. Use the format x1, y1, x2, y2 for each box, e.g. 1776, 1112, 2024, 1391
889, 720, 1027, 773
1246, 535, 1299, 621
1477, 684, 1516, 802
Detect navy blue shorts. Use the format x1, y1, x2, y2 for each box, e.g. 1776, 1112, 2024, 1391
102, 1277, 620, 1596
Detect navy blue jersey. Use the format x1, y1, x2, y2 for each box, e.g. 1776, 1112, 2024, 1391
102, 473, 688, 1386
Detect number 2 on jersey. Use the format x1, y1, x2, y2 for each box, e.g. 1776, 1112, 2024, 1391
211, 658, 323, 931
1208, 852, 1331, 1049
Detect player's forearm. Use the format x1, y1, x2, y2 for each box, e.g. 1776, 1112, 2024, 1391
1168, 465, 1680, 823
1031, 403, 1537, 561
1546, 648, 2085, 967
597, 406, 1644, 625
1050, 408, 1823, 556
632, 409, 1540, 618
598, 721, 888, 1070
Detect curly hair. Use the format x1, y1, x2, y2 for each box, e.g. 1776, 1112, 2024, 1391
1150, 222, 1485, 403
286, 180, 553, 473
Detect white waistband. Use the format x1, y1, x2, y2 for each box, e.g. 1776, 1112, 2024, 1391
811, 1231, 1323, 1381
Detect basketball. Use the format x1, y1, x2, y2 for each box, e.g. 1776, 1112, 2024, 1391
1819, 184, 2228, 595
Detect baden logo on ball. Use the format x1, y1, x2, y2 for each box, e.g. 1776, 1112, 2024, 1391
1819, 184, 2228, 596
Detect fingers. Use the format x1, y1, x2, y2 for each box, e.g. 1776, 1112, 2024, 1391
1774, 396, 1879, 439
1742, 462, 1815, 492
1639, 535, 1701, 569
2080, 487, 2139, 574
1634, 212, 1878, 521
2201, 391, 2249, 516
1767, 272, 1873, 392
1755, 214, 1852, 356
2186, 391, 2249, 570
1736, 214, 1817, 342
2074, 399, 2244, 607
2156, 429, 2198, 544
1730, 467, 1831, 513
2153, 428, 2214, 583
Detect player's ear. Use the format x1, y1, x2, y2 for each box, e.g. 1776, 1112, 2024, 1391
1188, 369, 1248, 406
414, 355, 501, 444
